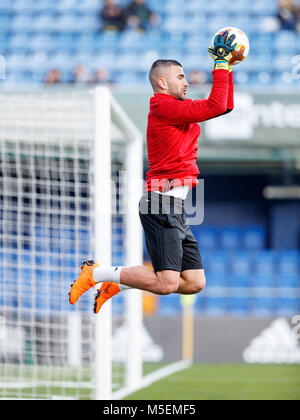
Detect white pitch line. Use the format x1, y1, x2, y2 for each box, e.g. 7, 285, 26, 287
112, 359, 192, 400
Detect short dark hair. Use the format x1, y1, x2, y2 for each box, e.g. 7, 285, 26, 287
149, 59, 183, 90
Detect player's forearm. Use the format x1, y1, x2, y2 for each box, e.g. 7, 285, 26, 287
197, 69, 229, 121
227, 70, 234, 111
219, 71, 234, 116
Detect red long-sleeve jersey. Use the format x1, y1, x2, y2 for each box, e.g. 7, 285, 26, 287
145, 69, 234, 192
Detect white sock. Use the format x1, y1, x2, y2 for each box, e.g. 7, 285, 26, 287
93, 266, 131, 291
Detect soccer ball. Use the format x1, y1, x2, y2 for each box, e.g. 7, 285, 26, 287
211, 27, 250, 66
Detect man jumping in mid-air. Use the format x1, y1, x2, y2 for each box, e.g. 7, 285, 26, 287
69, 31, 236, 313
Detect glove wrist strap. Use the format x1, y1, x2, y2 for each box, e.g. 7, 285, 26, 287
214, 60, 229, 70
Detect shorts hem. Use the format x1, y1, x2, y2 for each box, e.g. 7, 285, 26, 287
153, 266, 182, 273
181, 265, 204, 272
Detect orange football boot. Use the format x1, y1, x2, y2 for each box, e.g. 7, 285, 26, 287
93, 282, 120, 314
69, 259, 99, 305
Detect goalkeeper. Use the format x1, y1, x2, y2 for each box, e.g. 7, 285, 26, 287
69, 31, 236, 312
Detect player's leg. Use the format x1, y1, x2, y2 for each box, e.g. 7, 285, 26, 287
175, 226, 206, 295
92, 194, 205, 311
93, 266, 181, 314
70, 261, 181, 308
119, 266, 180, 295
176, 269, 206, 294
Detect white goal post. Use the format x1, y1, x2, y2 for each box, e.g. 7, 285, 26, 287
0, 86, 143, 400
93, 87, 144, 400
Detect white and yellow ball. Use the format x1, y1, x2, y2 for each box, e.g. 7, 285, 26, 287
211, 27, 250, 66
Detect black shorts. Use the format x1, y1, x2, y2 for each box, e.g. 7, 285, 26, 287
139, 192, 203, 273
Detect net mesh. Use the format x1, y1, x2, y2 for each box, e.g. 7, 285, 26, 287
0, 91, 128, 399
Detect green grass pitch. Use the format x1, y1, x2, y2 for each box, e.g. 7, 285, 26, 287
1, 363, 299, 400
126, 364, 300, 400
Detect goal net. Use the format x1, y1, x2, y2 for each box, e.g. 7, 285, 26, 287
0, 87, 143, 399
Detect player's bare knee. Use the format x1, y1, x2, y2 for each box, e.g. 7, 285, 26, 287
156, 271, 180, 295
181, 270, 206, 294
195, 274, 206, 293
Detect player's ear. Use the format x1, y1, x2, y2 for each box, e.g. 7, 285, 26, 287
157, 77, 167, 90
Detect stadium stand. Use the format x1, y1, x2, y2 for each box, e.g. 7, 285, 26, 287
0, 0, 299, 86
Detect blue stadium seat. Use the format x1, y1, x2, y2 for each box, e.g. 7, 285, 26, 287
29, 35, 55, 53
254, 71, 273, 86
242, 225, 266, 250
0, 0, 13, 13
161, 0, 183, 16
252, 251, 276, 287
76, 0, 101, 13
79, 242, 90, 255
0, 33, 8, 54
2, 292, 18, 308
54, 15, 83, 33
2, 251, 18, 265
111, 295, 125, 316
6, 54, 28, 72
205, 251, 229, 288
74, 33, 96, 51
119, 31, 148, 50
21, 252, 33, 267
192, 226, 218, 250
62, 228, 75, 241
275, 297, 299, 316
209, 250, 229, 272
279, 274, 299, 288
274, 54, 294, 72
79, 229, 90, 243
220, 227, 241, 249
253, 273, 276, 288
206, 16, 233, 34
47, 52, 75, 72
114, 52, 139, 72
11, 15, 33, 32
0, 14, 11, 32
35, 291, 50, 313
163, 16, 186, 35
251, 33, 275, 53
230, 16, 255, 34
296, 34, 300, 54
251, 297, 275, 315
273, 71, 295, 86
159, 295, 181, 315
12, 0, 35, 13
183, 54, 209, 72
255, 251, 275, 277
21, 267, 33, 285
183, 15, 207, 34
203, 297, 227, 315
80, 15, 100, 32
184, 34, 208, 55
251, 0, 278, 15
275, 31, 297, 51
207, 274, 228, 287
20, 291, 34, 309
32, 14, 56, 33
35, 254, 48, 267
33, 0, 58, 13
278, 251, 299, 276
5, 70, 29, 85
231, 251, 253, 287
8, 34, 31, 53
229, 297, 250, 315
56, 0, 79, 13
6, 267, 18, 283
